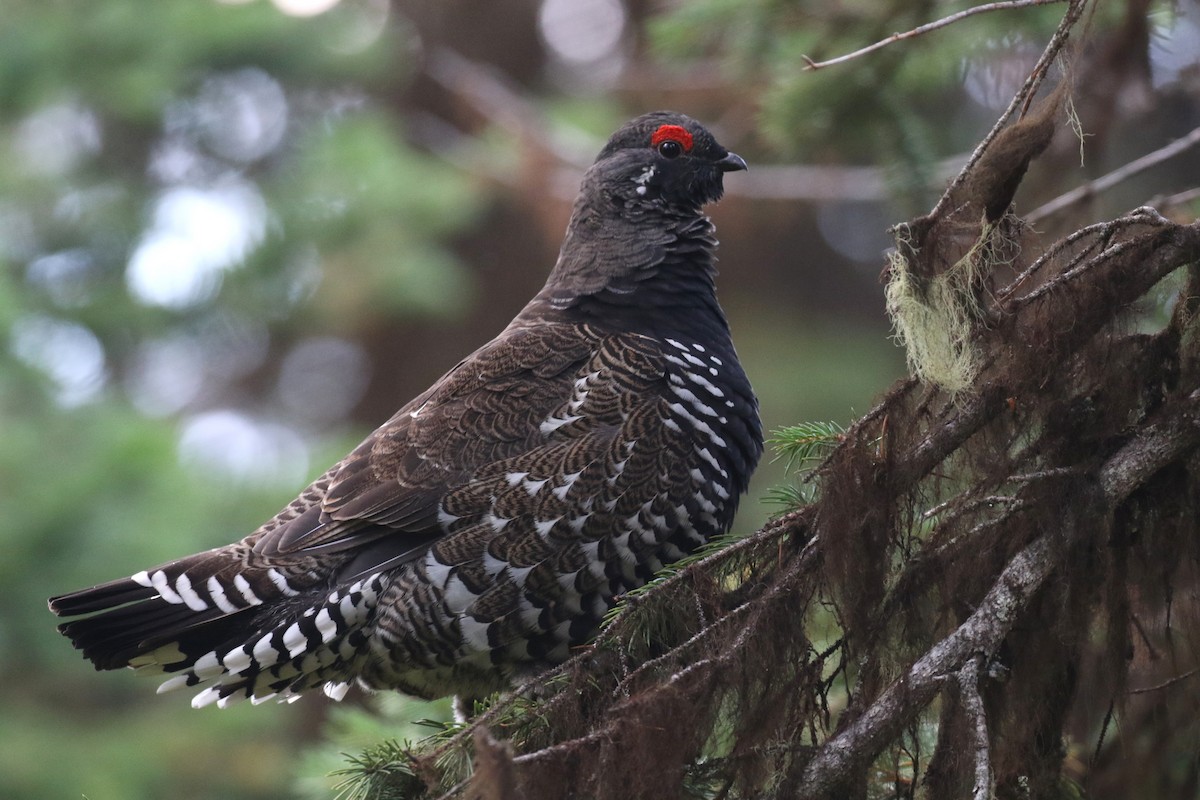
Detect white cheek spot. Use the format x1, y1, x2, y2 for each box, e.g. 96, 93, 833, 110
632, 166, 656, 196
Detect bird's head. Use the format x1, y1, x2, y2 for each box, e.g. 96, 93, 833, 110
589, 111, 747, 213
533, 111, 745, 316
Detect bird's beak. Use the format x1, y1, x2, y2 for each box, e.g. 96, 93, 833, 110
716, 151, 748, 172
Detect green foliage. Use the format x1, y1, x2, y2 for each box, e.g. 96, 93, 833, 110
333, 741, 426, 800
296, 695, 455, 800
0, 0, 484, 797
771, 419, 846, 473
270, 111, 481, 323
764, 420, 845, 508
0, 1, 399, 121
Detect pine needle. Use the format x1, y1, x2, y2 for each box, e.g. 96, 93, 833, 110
769, 421, 847, 473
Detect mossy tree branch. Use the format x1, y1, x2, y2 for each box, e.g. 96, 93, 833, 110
334, 2, 1200, 797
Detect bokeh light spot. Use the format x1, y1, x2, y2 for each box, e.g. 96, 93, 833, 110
11, 314, 107, 406
538, 0, 626, 64
126, 182, 268, 309
179, 410, 310, 486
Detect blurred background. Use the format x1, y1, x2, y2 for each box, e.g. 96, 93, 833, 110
2, 0, 1198, 797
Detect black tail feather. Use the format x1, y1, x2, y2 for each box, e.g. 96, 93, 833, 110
53, 586, 247, 671
48, 576, 157, 616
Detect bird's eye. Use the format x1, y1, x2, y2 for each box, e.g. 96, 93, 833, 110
657, 139, 684, 159
650, 124, 694, 159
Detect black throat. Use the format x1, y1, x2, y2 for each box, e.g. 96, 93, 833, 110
527, 201, 732, 346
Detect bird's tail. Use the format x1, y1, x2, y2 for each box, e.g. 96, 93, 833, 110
49, 547, 387, 707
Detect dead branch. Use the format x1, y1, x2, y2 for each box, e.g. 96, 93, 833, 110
928, 0, 1086, 222
798, 393, 1200, 798
802, 0, 1069, 71
958, 658, 993, 800
1026, 124, 1200, 223
1128, 667, 1200, 695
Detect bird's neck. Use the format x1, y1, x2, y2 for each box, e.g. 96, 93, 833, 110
521, 203, 731, 344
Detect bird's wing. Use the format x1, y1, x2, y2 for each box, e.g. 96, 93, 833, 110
247, 323, 623, 563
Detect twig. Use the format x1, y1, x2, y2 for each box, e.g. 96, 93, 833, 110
1005, 465, 1084, 484
1148, 186, 1200, 213
511, 728, 612, 765
1027, 124, 1200, 223
430, 777, 472, 800
958, 658, 994, 800
802, 0, 1068, 71
923, 494, 1021, 521
1014, 214, 1174, 305
997, 209, 1162, 301
1129, 667, 1200, 695
1090, 698, 1115, 769
928, 0, 1087, 222
614, 537, 822, 696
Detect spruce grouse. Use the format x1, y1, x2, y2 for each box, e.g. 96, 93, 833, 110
49, 111, 763, 708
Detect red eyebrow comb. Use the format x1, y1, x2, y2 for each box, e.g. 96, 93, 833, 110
651, 124, 694, 152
